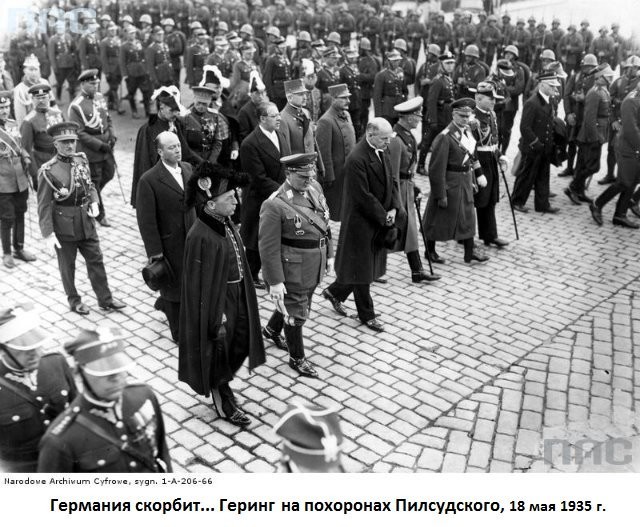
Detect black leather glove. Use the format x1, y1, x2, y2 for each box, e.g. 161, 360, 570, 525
99, 142, 112, 154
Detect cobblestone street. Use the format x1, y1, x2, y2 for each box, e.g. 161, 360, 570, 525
3, 92, 640, 473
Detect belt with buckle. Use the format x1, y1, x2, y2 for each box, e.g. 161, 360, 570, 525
476, 145, 499, 152
281, 237, 327, 249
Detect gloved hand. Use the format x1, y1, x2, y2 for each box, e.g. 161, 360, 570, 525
87, 202, 100, 217
269, 282, 287, 301
612, 120, 622, 133
477, 175, 488, 188
326, 257, 335, 276
99, 143, 112, 154
499, 155, 509, 172
438, 197, 448, 208
45, 235, 61, 256
230, 149, 239, 160
566, 113, 577, 127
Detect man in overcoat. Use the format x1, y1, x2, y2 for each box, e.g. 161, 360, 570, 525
322, 118, 402, 333
136, 131, 196, 342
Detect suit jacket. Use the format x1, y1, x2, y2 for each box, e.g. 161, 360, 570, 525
239, 126, 292, 251
334, 139, 401, 284
518, 91, 555, 157
237, 99, 259, 143
316, 106, 356, 221
136, 161, 196, 302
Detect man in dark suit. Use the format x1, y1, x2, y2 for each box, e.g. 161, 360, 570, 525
512, 71, 562, 213
316, 84, 357, 221
237, 73, 267, 143
322, 118, 402, 333
136, 131, 196, 341
239, 102, 292, 290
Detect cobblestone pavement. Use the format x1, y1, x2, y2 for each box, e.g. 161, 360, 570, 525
3, 92, 640, 473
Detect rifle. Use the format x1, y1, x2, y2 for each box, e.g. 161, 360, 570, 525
414, 195, 435, 275
498, 165, 519, 240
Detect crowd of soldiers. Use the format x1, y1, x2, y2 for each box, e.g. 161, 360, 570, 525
2, 0, 640, 473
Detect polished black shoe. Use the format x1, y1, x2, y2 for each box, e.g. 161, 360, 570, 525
589, 202, 603, 226
464, 252, 490, 263
98, 217, 111, 227
363, 318, 384, 332
513, 204, 529, 213
564, 187, 582, 205
252, 277, 266, 289
289, 357, 319, 378
13, 249, 36, 262
426, 251, 446, 265
374, 277, 388, 284
71, 302, 90, 315
630, 203, 640, 219
262, 326, 288, 350
598, 174, 616, 185
322, 288, 347, 316
613, 215, 640, 229
412, 271, 441, 283
557, 168, 574, 177
484, 238, 509, 248
100, 299, 126, 312
212, 401, 251, 427
540, 206, 560, 214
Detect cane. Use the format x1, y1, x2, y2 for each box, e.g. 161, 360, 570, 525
110, 153, 127, 204
414, 195, 435, 275
499, 165, 519, 240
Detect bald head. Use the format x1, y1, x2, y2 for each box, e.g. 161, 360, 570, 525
156, 131, 181, 166
366, 118, 393, 150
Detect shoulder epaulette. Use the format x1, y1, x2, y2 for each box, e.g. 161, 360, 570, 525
70, 94, 84, 107
24, 109, 37, 121
267, 189, 281, 201
50, 406, 79, 436
73, 152, 88, 162
440, 128, 449, 136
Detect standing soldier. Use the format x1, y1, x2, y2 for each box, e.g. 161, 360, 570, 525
250, 0, 272, 42
494, 55, 525, 154
405, 10, 426, 63
388, 97, 441, 282
13, 55, 48, 125
610, 23, 625, 70
229, 42, 262, 111
100, 22, 124, 114
311, 1, 333, 41
469, 82, 510, 248
513, 18, 532, 66
454, 45, 488, 99
263, 37, 291, 111
530, 22, 554, 71
139, 14, 154, 48
431, 12, 452, 58
340, 49, 363, 136
591, 27, 615, 65
579, 20, 594, 53
182, 86, 223, 162
335, 3, 356, 47
146, 26, 175, 89
163, 18, 187, 89
273, 0, 294, 38
357, 38, 380, 138
372, 49, 407, 126
48, 23, 78, 102
564, 64, 615, 205
415, 44, 442, 174
259, 152, 333, 378
184, 28, 210, 87
78, 21, 102, 73
550, 18, 565, 52
68, 70, 116, 228
423, 98, 489, 265
361, 6, 382, 56
0, 93, 36, 269
0, 303, 76, 472
395, 39, 417, 88
316, 49, 342, 114
120, 26, 152, 118
479, 15, 502, 64
279, 78, 316, 155
500, 14, 516, 54
421, 52, 456, 172
20, 84, 64, 190
38, 327, 172, 472
557, 24, 585, 74
36, 122, 125, 315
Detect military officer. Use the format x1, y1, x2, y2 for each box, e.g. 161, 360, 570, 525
339, 49, 363, 136
406, 10, 427, 63
273, 0, 295, 37
0, 93, 36, 269
146, 26, 175, 89
280, 78, 316, 155
388, 97, 441, 283
38, 326, 172, 473
100, 22, 124, 114
48, 23, 78, 103
163, 18, 186, 88
416, 44, 442, 173
357, 38, 379, 138
68, 70, 116, 228
0, 303, 77, 472
259, 152, 334, 379
423, 98, 489, 265
513, 18, 532, 66
120, 26, 152, 118
454, 44, 488, 99
263, 37, 292, 111
372, 49, 407, 126
229, 42, 261, 110
36, 122, 125, 316
20, 84, 64, 189
181, 86, 223, 162
557, 24, 585, 74
206, 36, 236, 80
469, 82, 510, 248
316, 48, 341, 113
78, 21, 102, 73
185, 28, 210, 87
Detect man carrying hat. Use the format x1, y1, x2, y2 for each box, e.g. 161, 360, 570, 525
373, 49, 408, 127
37, 121, 125, 315
273, 402, 345, 472
68, 69, 116, 228
180, 162, 265, 426
0, 92, 37, 269
423, 98, 489, 264
389, 96, 442, 282
119, 25, 152, 118
38, 327, 172, 472
512, 72, 562, 214
259, 152, 333, 378
0, 303, 77, 472
469, 82, 510, 248
264, 37, 292, 111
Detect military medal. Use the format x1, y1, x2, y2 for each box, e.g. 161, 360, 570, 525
294, 215, 305, 236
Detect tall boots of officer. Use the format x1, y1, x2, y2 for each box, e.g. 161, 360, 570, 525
262, 310, 287, 351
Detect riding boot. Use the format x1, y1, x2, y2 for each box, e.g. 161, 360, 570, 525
284, 324, 304, 360
1, 220, 12, 255
12, 214, 24, 251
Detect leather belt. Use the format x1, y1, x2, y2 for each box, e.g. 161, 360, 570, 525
282, 237, 327, 249
446, 164, 470, 173
476, 145, 499, 152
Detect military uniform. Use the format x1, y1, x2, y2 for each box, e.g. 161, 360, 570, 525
423, 69, 455, 154
119, 36, 152, 116
339, 62, 362, 136
181, 107, 225, 163
263, 52, 291, 111
146, 39, 175, 88
357, 50, 379, 136
38, 384, 171, 472
78, 33, 102, 72
36, 124, 116, 312
372, 66, 407, 126
184, 40, 210, 86
0, 353, 76, 472
604, 72, 637, 182
68, 71, 116, 224
48, 32, 78, 101
454, 60, 487, 98
165, 29, 187, 88
100, 31, 123, 111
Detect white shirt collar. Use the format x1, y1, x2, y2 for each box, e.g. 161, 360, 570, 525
538, 90, 550, 104
162, 160, 183, 189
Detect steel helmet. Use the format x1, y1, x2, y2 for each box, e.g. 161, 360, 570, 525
464, 44, 480, 58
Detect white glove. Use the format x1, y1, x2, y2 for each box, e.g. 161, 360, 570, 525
230, 149, 239, 160
477, 175, 488, 188
269, 282, 287, 301
499, 155, 509, 172
326, 257, 335, 277
45, 235, 61, 256
88, 202, 100, 217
